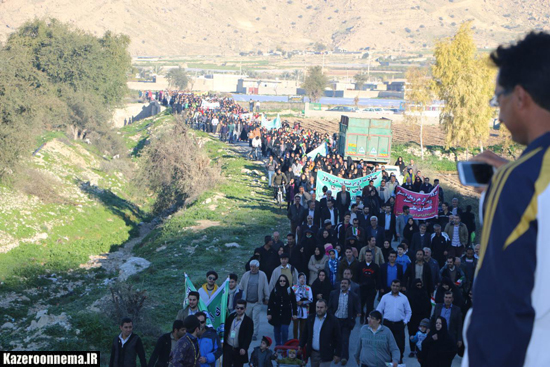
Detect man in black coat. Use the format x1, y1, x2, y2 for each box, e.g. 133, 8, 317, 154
320, 200, 339, 227
223, 300, 254, 367
403, 249, 434, 293
357, 206, 372, 230
319, 190, 336, 212
300, 299, 342, 367
379, 251, 404, 296
365, 216, 385, 249
288, 195, 306, 239
328, 279, 361, 365
302, 200, 322, 228
377, 204, 396, 242
410, 223, 431, 257
431, 291, 463, 349
336, 185, 352, 223
147, 320, 186, 367
109, 318, 147, 367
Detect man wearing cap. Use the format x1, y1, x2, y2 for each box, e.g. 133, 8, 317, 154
320, 200, 338, 227
288, 194, 306, 239
223, 300, 254, 367
269, 253, 299, 292
239, 260, 270, 341
170, 315, 205, 367
336, 185, 352, 223
198, 271, 219, 303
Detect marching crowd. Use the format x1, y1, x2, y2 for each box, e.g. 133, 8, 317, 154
110, 92, 479, 367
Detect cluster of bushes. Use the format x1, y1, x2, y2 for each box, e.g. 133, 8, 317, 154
0, 19, 132, 181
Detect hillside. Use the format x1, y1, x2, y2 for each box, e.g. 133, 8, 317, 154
1, 0, 548, 56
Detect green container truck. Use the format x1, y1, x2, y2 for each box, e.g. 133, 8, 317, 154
337, 115, 393, 163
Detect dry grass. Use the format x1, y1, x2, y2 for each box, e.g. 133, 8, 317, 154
15, 168, 69, 205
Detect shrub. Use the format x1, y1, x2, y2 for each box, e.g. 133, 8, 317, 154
137, 118, 221, 213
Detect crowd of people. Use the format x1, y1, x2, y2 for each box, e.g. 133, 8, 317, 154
110, 91, 482, 367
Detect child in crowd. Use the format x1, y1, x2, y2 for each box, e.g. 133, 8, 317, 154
396, 244, 411, 273
410, 318, 430, 361
250, 336, 277, 367
278, 349, 304, 366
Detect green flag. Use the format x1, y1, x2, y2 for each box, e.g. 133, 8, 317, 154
205, 278, 229, 330
183, 273, 208, 312
183, 273, 229, 340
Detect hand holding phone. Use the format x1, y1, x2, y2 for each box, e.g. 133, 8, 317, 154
457, 161, 496, 187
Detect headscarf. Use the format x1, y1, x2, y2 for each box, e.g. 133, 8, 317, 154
314, 246, 325, 261
274, 274, 292, 300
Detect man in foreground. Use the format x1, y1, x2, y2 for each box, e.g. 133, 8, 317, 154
354, 311, 399, 367
148, 320, 186, 367
300, 299, 341, 367
465, 31, 550, 366
110, 317, 147, 367
169, 315, 204, 367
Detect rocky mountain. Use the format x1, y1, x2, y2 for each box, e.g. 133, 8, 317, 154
0, 0, 549, 55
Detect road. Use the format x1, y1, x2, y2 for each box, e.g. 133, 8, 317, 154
244, 300, 463, 367
231, 93, 404, 108
225, 141, 463, 367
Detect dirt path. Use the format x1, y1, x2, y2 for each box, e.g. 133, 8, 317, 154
80, 221, 156, 273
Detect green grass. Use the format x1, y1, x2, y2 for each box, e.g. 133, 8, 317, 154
1, 114, 288, 359
35, 131, 68, 147
0, 126, 152, 286
393, 143, 458, 172
2, 126, 288, 359
187, 63, 240, 70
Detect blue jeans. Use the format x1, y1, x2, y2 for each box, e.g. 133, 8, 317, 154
268, 171, 275, 187
273, 324, 289, 346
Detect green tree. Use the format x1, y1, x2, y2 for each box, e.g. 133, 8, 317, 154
432, 22, 496, 151
166, 67, 190, 90
404, 67, 433, 160
0, 46, 49, 180
354, 73, 368, 90
4, 19, 132, 142
302, 66, 328, 103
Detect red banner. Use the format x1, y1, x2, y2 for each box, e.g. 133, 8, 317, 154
394, 185, 440, 219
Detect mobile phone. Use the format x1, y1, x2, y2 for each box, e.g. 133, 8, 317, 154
457, 161, 495, 187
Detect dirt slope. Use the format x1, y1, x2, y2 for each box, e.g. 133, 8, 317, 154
1, 0, 548, 56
